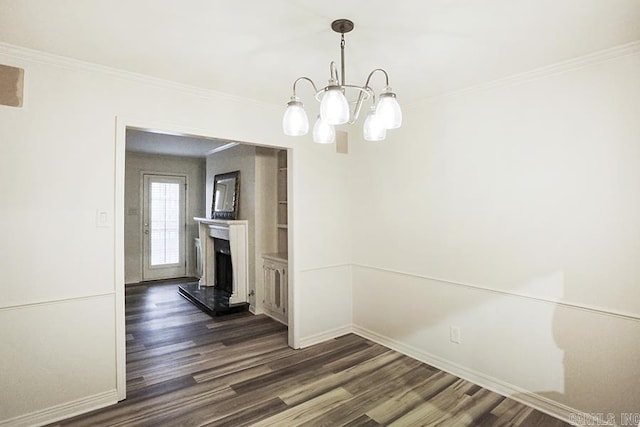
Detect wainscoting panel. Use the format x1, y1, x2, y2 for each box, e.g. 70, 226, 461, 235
0, 294, 117, 424
351, 265, 640, 423
296, 265, 352, 347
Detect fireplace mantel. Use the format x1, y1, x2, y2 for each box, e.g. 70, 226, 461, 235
194, 217, 248, 305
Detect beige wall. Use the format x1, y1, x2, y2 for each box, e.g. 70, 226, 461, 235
349, 50, 640, 418
205, 144, 278, 312
254, 147, 278, 311
124, 151, 206, 284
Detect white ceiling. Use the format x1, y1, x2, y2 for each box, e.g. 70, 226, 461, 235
126, 129, 234, 158
1, 0, 639, 106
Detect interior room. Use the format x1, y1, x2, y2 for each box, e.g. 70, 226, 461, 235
1, 1, 639, 426
123, 129, 288, 322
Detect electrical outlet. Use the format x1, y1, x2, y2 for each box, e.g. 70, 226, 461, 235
450, 326, 461, 344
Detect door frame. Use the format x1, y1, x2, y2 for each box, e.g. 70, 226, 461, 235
140, 172, 188, 281
115, 117, 296, 401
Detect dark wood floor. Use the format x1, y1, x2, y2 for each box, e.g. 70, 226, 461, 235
52, 280, 568, 426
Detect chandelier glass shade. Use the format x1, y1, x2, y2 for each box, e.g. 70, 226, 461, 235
282, 19, 402, 142
282, 98, 308, 136
313, 115, 336, 144
376, 92, 403, 129
363, 106, 386, 141
320, 86, 350, 125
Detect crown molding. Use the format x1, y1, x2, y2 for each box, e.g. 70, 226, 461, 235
0, 42, 281, 112
1, 39, 638, 118
405, 39, 640, 108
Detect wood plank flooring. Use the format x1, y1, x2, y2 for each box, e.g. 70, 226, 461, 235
52, 280, 568, 426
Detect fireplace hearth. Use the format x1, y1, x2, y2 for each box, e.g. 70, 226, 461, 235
178, 282, 248, 316
179, 219, 250, 316
178, 237, 249, 315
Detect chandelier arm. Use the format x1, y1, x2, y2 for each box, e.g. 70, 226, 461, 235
329, 61, 339, 84
292, 77, 319, 97
348, 68, 391, 122
347, 86, 374, 124
364, 68, 390, 88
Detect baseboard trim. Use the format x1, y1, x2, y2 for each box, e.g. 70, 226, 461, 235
262, 310, 288, 326
352, 324, 581, 425
298, 325, 353, 348
0, 389, 118, 427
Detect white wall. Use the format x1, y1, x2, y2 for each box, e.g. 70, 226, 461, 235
350, 48, 640, 420
0, 44, 353, 424
124, 151, 206, 283
293, 142, 354, 346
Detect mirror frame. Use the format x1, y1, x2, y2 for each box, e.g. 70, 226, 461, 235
211, 170, 240, 220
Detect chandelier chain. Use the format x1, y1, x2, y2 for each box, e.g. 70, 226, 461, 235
340, 34, 346, 86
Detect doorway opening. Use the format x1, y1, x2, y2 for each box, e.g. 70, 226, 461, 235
115, 119, 294, 401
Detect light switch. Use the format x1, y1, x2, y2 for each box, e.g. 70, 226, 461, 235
96, 210, 110, 227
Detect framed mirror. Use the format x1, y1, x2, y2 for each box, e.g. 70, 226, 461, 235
211, 170, 240, 220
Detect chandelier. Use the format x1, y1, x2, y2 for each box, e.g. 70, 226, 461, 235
282, 19, 402, 143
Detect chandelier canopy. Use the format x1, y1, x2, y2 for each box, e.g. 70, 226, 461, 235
282, 19, 402, 143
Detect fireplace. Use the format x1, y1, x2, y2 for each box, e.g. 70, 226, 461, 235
179, 218, 249, 316
214, 238, 233, 295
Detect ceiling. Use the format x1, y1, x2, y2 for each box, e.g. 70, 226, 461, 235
126, 129, 234, 158
1, 1, 639, 107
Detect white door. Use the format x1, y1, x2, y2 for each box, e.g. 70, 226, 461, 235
142, 174, 186, 280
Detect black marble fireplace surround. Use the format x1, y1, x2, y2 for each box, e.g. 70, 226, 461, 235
178, 237, 249, 316
214, 238, 233, 294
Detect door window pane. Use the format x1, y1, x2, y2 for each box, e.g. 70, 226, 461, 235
150, 182, 180, 266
